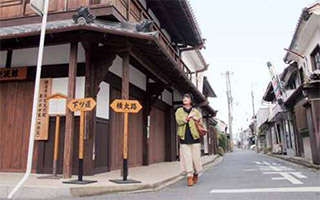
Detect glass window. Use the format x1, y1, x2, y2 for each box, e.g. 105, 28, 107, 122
310, 45, 320, 71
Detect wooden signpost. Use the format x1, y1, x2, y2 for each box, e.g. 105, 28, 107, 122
38, 93, 67, 179
110, 99, 143, 184
63, 98, 97, 185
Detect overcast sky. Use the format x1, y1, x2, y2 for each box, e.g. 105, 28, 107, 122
189, 0, 316, 137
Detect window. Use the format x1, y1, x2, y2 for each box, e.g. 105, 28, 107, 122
310, 45, 320, 71
299, 67, 304, 84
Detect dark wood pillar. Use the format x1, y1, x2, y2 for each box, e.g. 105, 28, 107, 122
165, 108, 176, 161
305, 100, 320, 164
303, 83, 320, 164
310, 100, 320, 164
142, 90, 150, 166
63, 42, 78, 178
83, 43, 95, 175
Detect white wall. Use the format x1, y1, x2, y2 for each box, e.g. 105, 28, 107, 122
162, 89, 173, 106
303, 137, 313, 160
96, 81, 110, 119
173, 90, 183, 102
52, 78, 110, 119
52, 77, 85, 116
181, 50, 206, 90
10, 43, 85, 67
109, 56, 147, 91
0, 51, 7, 68
296, 27, 320, 72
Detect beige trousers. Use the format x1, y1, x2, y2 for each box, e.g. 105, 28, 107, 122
180, 143, 203, 177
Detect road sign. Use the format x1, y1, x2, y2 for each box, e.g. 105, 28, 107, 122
67, 98, 96, 112
109, 99, 143, 184
63, 97, 97, 185
110, 99, 142, 113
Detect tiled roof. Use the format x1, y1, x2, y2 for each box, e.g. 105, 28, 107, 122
0, 19, 158, 40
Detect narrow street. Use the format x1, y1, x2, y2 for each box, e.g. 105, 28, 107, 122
81, 149, 320, 200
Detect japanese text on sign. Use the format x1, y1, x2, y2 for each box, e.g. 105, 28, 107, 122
35, 78, 52, 140
48, 94, 67, 116
0, 67, 27, 81
68, 98, 96, 112
110, 100, 142, 113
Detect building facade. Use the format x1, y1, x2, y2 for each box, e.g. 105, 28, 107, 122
0, 0, 218, 177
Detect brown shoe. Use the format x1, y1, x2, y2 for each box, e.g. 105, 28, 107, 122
187, 176, 193, 186
193, 174, 198, 184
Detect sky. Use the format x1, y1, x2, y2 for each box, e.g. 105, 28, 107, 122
189, 0, 316, 138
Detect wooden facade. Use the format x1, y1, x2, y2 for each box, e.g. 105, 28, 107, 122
0, 0, 218, 177
149, 107, 166, 164
0, 81, 38, 172
109, 88, 144, 170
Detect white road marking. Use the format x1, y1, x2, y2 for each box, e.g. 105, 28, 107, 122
253, 161, 262, 165
272, 163, 280, 166
269, 166, 282, 171
263, 172, 306, 184
263, 161, 271, 166
258, 166, 293, 171
290, 172, 307, 179
244, 169, 258, 171
210, 187, 320, 194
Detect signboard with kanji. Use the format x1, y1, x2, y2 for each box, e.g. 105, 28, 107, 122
110, 100, 143, 113
47, 93, 67, 116
68, 98, 96, 112
267, 62, 285, 100
0, 67, 27, 81
35, 78, 52, 140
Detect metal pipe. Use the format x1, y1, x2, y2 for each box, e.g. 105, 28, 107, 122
7, 0, 50, 198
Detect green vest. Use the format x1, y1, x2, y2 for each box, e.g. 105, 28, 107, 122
175, 107, 202, 140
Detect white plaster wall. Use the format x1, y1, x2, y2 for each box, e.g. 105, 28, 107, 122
52, 78, 110, 118
51, 77, 85, 116
296, 27, 320, 74
10, 43, 85, 67
109, 56, 147, 91
303, 137, 313, 160
173, 90, 183, 102
202, 114, 209, 154
162, 89, 173, 106
96, 81, 110, 119
0, 51, 7, 68
181, 50, 207, 90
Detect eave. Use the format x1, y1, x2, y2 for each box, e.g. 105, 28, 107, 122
0, 19, 206, 103
146, 0, 203, 47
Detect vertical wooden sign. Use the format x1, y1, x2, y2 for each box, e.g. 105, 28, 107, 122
35, 78, 52, 140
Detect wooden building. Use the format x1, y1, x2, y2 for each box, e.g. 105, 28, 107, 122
0, 0, 217, 177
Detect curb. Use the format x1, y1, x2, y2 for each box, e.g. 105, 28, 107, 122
265, 153, 320, 170
72, 155, 222, 197
0, 156, 222, 198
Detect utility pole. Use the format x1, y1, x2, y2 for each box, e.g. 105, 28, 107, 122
251, 86, 255, 117
222, 71, 233, 149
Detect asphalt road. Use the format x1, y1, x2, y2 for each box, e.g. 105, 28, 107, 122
78, 149, 320, 200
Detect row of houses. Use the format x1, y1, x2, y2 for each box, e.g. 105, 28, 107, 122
0, 0, 221, 178
253, 2, 320, 165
